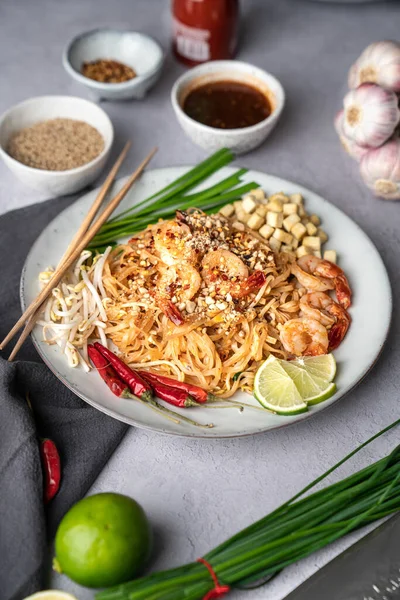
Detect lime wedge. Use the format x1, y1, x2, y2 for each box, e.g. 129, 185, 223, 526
254, 354, 337, 414
23, 592, 78, 600
254, 355, 308, 415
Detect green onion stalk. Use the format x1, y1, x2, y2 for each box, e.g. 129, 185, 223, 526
97, 418, 400, 600
89, 149, 260, 251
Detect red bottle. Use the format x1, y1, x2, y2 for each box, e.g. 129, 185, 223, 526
172, 0, 239, 67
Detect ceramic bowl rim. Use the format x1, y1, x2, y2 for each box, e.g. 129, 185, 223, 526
171, 60, 285, 137
62, 28, 165, 92
0, 95, 114, 177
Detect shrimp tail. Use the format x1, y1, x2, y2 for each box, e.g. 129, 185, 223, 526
159, 297, 185, 326
335, 274, 352, 309
232, 271, 267, 299
328, 307, 351, 350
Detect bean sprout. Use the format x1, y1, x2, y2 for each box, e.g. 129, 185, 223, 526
38, 247, 112, 370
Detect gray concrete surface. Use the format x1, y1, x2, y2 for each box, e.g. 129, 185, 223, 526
1, 0, 400, 598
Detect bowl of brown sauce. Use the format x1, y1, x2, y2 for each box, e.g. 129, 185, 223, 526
171, 61, 285, 154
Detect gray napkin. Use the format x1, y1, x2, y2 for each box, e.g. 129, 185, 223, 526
0, 195, 128, 600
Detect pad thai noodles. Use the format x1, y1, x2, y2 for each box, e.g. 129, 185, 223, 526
39, 192, 352, 399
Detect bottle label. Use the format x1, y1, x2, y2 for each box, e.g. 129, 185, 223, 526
173, 17, 210, 62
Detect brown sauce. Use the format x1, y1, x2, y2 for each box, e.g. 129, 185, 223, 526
183, 80, 271, 129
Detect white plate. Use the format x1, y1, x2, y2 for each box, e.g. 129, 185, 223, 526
20, 166, 392, 438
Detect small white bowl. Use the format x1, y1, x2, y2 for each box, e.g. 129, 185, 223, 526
63, 29, 164, 101
0, 95, 114, 196
171, 61, 285, 155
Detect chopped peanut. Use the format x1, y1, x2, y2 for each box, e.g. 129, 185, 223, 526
273, 228, 293, 245
219, 204, 235, 218
306, 222, 318, 236
247, 213, 264, 230
266, 211, 283, 228
242, 194, 257, 213
283, 203, 298, 216
283, 213, 301, 232
291, 222, 307, 241
303, 236, 321, 251
259, 224, 274, 239
323, 250, 337, 263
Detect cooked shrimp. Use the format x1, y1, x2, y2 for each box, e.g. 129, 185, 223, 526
158, 264, 201, 302
300, 291, 351, 351
153, 220, 197, 266
292, 255, 352, 309
201, 249, 266, 298
280, 317, 329, 356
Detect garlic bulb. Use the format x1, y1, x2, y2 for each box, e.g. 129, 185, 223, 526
343, 83, 399, 147
334, 110, 370, 162
348, 41, 400, 92
360, 138, 400, 200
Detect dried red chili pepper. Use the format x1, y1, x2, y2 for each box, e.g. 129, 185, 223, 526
145, 379, 198, 408
93, 343, 153, 401
40, 438, 61, 504
139, 371, 215, 404
88, 345, 135, 399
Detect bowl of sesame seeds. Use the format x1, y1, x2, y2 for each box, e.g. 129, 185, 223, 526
0, 95, 114, 195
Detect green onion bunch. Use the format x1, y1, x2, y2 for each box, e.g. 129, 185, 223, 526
97, 419, 400, 600
90, 148, 259, 251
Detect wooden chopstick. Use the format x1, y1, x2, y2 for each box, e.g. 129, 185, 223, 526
6, 142, 132, 362
2, 146, 157, 358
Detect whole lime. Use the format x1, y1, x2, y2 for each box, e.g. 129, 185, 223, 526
54, 492, 152, 588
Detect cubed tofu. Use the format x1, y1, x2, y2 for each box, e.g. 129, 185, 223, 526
296, 245, 311, 258
283, 213, 301, 232
291, 222, 307, 240
306, 222, 318, 236
269, 192, 289, 204
318, 228, 329, 243
291, 238, 299, 249
290, 193, 304, 205
219, 203, 235, 218
247, 213, 264, 230
232, 221, 245, 231
313, 250, 322, 258
303, 236, 321, 251
282, 203, 298, 216
242, 194, 257, 213
298, 205, 306, 218
251, 188, 266, 202
255, 205, 268, 218
266, 199, 283, 213
268, 237, 282, 252
281, 245, 295, 255
266, 211, 283, 228
259, 224, 274, 239
310, 214, 321, 226
239, 212, 250, 224
323, 250, 337, 264
273, 229, 293, 245
234, 200, 243, 215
